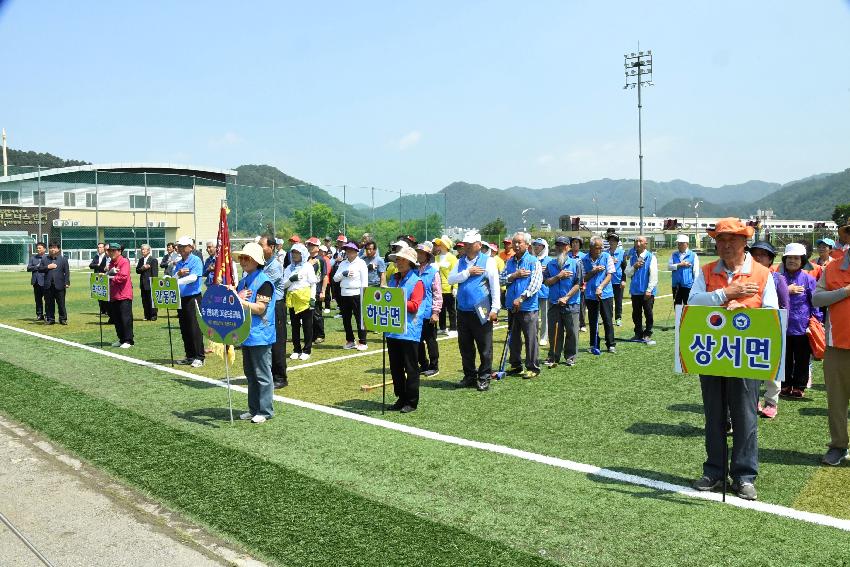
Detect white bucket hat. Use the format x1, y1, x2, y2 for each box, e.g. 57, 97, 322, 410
389, 246, 419, 266
238, 242, 266, 266
782, 243, 808, 258
676, 234, 690, 244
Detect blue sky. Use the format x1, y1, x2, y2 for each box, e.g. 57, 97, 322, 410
1, 0, 849, 205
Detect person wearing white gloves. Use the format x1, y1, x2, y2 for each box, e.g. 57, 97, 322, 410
282, 243, 318, 360
333, 241, 370, 351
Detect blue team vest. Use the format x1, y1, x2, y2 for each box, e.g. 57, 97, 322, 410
456, 252, 490, 311
582, 252, 614, 300
418, 264, 437, 319
628, 250, 656, 296
609, 247, 625, 285
386, 270, 425, 342
537, 257, 549, 300
671, 250, 696, 289
545, 256, 581, 306
237, 269, 276, 346
504, 251, 539, 312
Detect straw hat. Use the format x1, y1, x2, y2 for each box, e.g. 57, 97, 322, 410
389, 246, 419, 266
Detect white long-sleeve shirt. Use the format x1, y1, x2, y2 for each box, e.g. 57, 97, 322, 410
333, 256, 369, 296
447, 253, 502, 314
282, 261, 319, 295
688, 253, 778, 308
624, 250, 659, 292
668, 248, 700, 274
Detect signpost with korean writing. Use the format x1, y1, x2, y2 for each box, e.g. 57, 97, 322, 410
152, 277, 181, 366
195, 285, 251, 423
361, 286, 407, 412
675, 304, 787, 501
90, 273, 109, 346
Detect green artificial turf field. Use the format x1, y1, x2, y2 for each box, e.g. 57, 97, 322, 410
2, 258, 850, 566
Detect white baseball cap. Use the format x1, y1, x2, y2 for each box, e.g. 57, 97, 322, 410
676, 234, 689, 244
176, 236, 194, 246
783, 243, 808, 257
391, 240, 410, 249
461, 230, 481, 244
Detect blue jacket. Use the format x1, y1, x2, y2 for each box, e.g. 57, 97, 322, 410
237, 269, 276, 346
175, 254, 204, 297
504, 251, 539, 312
38, 254, 70, 289
27, 253, 46, 286
386, 270, 425, 342
582, 252, 614, 300
544, 256, 582, 306
418, 264, 437, 319
456, 252, 490, 311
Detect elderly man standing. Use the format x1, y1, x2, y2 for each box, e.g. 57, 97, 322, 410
106, 243, 134, 348
532, 238, 550, 347
569, 237, 587, 332
136, 243, 159, 321
543, 236, 583, 367
625, 235, 659, 345
448, 231, 501, 391
688, 218, 778, 501
502, 232, 543, 379
27, 242, 47, 321
582, 236, 617, 353
670, 234, 699, 306
813, 223, 850, 466
605, 233, 626, 327
39, 242, 70, 325
259, 234, 288, 388
174, 236, 205, 368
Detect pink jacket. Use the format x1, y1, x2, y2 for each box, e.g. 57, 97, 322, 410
108, 255, 134, 301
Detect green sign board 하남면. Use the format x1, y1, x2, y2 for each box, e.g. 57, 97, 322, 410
674, 305, 788, 381
90, 273, 109, 301
152, 276, 181, 309
362, 286, 406, 334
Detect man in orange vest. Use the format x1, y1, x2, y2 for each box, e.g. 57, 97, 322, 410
813, 223, 850, 466
687, 218, 778, 501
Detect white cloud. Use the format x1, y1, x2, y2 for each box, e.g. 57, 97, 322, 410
208, 132, 244, 149
397, 130, 422, 151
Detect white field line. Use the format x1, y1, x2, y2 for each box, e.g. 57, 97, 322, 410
3, 322, 844, 532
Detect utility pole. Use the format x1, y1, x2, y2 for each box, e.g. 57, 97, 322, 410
694, 200, 703, 250
624, 47, 653, 236
342, 184, 347, 236
272, 179, 276, 230
424, 193, 428, 240
398, 188, 402, 231
371, 187, 375, 228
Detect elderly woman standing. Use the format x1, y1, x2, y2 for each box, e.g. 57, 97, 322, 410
283, 243, 318, 361
386, 246, 426, 413
779, 243, 822, 398
333, 241, 369, 351
231, 243, 276, 424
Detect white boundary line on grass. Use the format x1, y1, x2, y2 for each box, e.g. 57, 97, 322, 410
4, 321, 844, 532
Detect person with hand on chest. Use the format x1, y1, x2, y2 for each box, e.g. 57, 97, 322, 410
501, 232, 543, 379
669, 234, 699, 306
136, 243, 159, 321
39, 242, 70, 325
27, 241, 47, 321
624, 235, 659, 345
106, 243, 134, 348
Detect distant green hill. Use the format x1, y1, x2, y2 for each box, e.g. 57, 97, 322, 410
751, 168, 850, 220
5, 148, 89, 172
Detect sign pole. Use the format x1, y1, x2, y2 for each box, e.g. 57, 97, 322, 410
166, 309, 174, 367
721, 376, 728, 502
224, 348, 234, 424
99, 310, 103, 346
382, 333, 386, 414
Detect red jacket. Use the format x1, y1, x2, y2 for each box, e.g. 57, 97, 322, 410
108, 255, 134, 301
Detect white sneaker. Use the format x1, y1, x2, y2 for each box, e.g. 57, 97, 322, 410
343, 342, 356, 350
240, 412, 253, 420
111, 341, 122, 347
539, 339, 548, 347
355, 343, 368, 352
448, 330, 458, 338
334, 314, 343, 319
323, 308, 330, 314
190, 359, 204, 368
615, 318, 622, 327
580, 326, 587, 333
290, 352, 301, 360
119, 343, 132, 349
299, 352, 311, 361
251, 415, 267, 424
644, 339, 657, 346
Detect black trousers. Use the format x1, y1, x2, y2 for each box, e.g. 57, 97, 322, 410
178, 294, 204, 361
673, 285, 691, 306
439, 294, 457, 331
290, 307, 313, 354
271, 299, 288, 380
457, 310, 493, 379
140, 286, 158, 320
785, 334, 811, 390
109, 299, 134, 344
612, 283, 624, 319
339, 294, 367, 344
586, 297, 615, 349
32, 284, 44, 318
388, 337, 420, 408
579, 293, 587, 328
631, 294, 655, 338
98, 299, 109, 316
43, 285, 67, 323
418, 319, 439, 371
313, 293, 325, 339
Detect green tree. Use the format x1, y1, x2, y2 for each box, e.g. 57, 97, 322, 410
481, 217, 506, 236
292, 203, 341, 238
832, 204, 850, 227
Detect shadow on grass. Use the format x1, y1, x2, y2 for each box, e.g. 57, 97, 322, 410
334, 398, 391, 414
421, 379, 462, 391
626, 421, 704, 437
760, 447, 823, 467
172, 407, 234, 428
173, 378, 218, 390
586, 467, 705, 507
667, 403, 703, 415
798, 407, 828, 417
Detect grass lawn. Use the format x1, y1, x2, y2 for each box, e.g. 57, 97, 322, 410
2, 259, 850, 565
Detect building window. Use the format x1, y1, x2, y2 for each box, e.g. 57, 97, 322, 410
86, 193, 97, 208
130, 195, 151, 209
64, 192, 76, 207
32, 191, 46, 206
0, 190, 19, 204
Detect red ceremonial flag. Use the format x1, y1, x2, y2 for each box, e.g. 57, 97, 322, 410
214, 203, 234, 286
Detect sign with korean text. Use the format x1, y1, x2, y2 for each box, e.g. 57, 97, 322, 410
675, 305, 787, 381
89, 273, 109, 301
152, 276, 181, 309
362, 286, 406, 334
195, 285, 250, 345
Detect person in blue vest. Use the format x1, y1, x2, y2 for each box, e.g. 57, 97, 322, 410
543, 236, 583, 367
174, 235, 206, 368
582, 236, 617, 353
416, 242, 443, 377
624, 235, 659, 345
502, 232, 543, 379
230, 242, 276, 424
605, 232, 626, 326
669, 234, 699, 306
569, 236, 588, 332
448, 231, 502, 391
385, 246, 427, 413
532, 238, 550, 347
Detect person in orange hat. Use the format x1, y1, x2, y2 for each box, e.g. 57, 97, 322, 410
687, 218, 779, 501
813, 222, 850, 466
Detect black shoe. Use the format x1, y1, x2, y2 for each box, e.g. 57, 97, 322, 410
387, 400, 405, 411
105, 319, 114, 324
35, 316, 44, 321
692, 476, 721, 492
507, 366, 523, 376
176, 358, 193, 365
400, 405, 416, 414
422, 369, 439, 377
476, 378, 490, 391
45, 320, 55, 325
59, 320, 67, 325
273, 378, 289, 388
456, 378, 476, 388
